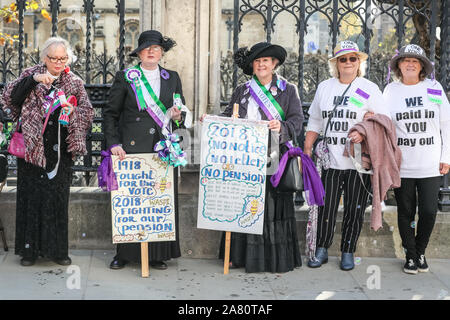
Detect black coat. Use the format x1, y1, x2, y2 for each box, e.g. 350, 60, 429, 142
104, 65, 186, 152
103, 65, 184, 263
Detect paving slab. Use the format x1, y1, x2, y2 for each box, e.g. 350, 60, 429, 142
1, 250, 450, 300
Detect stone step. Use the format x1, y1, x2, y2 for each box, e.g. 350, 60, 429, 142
1, 186, 449, 259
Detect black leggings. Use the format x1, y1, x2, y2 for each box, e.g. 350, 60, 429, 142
394, 176, 441, 260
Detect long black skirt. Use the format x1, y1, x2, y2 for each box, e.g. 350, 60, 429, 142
114, 167, 181, 263
219, 181, 302, 273
15, 114, 72, 260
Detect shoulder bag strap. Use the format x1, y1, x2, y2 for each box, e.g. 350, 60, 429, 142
323, 81, 353, 139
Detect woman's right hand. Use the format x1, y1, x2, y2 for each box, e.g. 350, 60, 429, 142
33, 73, 56, 85
110, 145, 126, 160
304, 147, 313, 158
199, 114, 207, 122
363, 111, 375, 120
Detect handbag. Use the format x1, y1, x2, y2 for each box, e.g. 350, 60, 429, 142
7, 123, 25, 158
277, 124, 303, 193
314, 81, 353, 169
7, 108, 53, 159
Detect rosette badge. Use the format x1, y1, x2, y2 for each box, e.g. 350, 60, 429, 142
125, 68, 142, 83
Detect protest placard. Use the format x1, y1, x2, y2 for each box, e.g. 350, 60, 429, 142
197, 115, 269, 235
111, 153, 176, 244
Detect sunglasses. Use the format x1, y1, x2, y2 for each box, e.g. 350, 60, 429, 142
338, 56, 359, 63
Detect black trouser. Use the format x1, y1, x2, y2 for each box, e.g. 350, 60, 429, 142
394, 176, 441, 260
317, 168, 371, 253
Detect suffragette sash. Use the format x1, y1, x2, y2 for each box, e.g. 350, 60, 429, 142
125, 65, 168, 129
247, 75, 286, 122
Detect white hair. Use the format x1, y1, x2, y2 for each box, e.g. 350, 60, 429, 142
40, 37, 74, 65
328, 55, 367, 79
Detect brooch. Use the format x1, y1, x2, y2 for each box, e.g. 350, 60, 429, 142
160, 69, 170, 80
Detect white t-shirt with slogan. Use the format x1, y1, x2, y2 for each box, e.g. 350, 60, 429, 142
307, 77, 390, 170
383, 79, 450, 178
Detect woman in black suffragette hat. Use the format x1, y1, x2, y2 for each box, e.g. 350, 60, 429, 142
104, 30, 192, 270
384, 44, 450, 274
216, 42, 304, 273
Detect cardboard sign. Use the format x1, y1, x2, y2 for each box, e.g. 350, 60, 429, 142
111, 153, 176, 243
197, 116, 269, 235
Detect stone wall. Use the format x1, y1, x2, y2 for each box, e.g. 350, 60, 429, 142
1, 171, 450, 259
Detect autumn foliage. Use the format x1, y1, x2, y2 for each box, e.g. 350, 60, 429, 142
0, 1, 50, 46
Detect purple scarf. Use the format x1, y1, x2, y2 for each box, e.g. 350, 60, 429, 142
270, 146, 325, 206
97, 145, 119, 191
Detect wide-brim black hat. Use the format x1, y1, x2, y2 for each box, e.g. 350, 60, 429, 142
129, 30, 176, 57
390, 44, 433, 77
234, 42, 287, 75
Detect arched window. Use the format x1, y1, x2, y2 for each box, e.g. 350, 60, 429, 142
124, 20, 139, 50
58, 19, 83, 49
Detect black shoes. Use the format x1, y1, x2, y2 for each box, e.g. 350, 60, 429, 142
20, 258, 36, 266
150, 261, 168, 270
55, 256, 72, 266
20, 256, 71, 266
110, 259, 127, 270
403, 255, 429, 274
109, 259, 167, 270
417, 254, 429, 272
403, 258, 418, 274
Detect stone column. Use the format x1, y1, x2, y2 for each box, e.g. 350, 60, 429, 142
139, 0, 165, 32
208, 0, 221, 115
139, 0, 222, 122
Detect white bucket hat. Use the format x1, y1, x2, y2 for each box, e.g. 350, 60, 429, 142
329, 40, 368, 62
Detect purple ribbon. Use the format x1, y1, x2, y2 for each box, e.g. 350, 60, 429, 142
145, 107, 164, 129
427, 88, 442, 96
334, 48, 357, 56
270, 147, 325, 206
97, 146, 119, 192
386, 49, 400, 83
355, 88, 370, 100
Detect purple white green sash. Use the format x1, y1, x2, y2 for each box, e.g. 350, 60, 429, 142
247, 75, 293, 147
247, 75, 286, 122
125, 64, 168, 129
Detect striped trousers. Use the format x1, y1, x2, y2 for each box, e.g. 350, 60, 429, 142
317, 168, 371, 253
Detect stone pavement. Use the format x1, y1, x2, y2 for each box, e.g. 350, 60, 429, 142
1, 249, 450, 300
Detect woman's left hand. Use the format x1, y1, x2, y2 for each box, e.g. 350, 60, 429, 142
268, 120, 281, 132
440, 163, 449, 175
62, 103, 74, 116
168, 106, 182, 121
348, 131, 364, 144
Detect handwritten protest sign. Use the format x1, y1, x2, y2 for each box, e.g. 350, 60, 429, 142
111, 153, 176, 244
197, 116, 269, 235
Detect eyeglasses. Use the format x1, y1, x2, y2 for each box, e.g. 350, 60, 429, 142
47, 55, 68, 63
142, 45, 162, 52
338, 56, 358, 63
